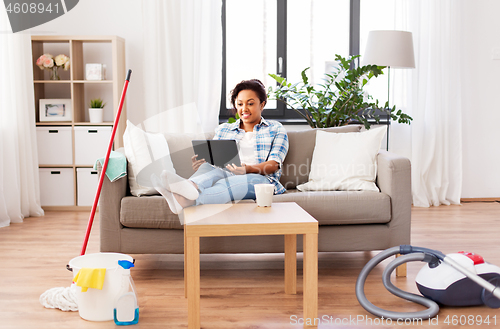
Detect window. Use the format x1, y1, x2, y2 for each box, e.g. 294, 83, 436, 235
287, 0, 350, 86
220, 0, 361, 123
224, 0, 277, 110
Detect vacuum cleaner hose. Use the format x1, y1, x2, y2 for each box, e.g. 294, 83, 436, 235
355, 247, 440, 320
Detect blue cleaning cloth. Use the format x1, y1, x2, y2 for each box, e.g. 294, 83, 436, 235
94, 151, 127, 182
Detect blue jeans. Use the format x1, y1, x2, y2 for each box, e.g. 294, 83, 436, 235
189, 163, 270, 205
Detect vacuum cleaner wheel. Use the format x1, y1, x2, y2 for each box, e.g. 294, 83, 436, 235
481, 275, 500, 309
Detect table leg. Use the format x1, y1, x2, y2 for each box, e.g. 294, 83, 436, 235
284, 234, 297, 294
395, 254, 407, 277
303, 233, 318, 327
186, 236, 200, 329
184, 225, 187, 298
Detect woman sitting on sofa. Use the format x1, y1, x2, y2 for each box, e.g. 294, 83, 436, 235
154, 79, 289, 214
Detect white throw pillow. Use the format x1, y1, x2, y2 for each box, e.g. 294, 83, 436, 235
123, 120, 176, 196
296, 127, 386, 192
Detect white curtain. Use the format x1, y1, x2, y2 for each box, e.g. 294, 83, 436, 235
0, 11, 44, 227
141, 0, 222, 134
394, 0, 463, 207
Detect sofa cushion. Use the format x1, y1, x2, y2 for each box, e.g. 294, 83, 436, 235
123, 120, 174, 196
121, 196, 183, 229
272, 189, 391, 225
281, 125, 362, 189
120, 190, 390, 229
297, 127, 386, 192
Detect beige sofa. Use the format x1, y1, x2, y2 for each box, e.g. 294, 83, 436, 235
98, 125, 411, 255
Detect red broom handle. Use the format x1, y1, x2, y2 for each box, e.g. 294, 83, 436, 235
80, 69, 132, 256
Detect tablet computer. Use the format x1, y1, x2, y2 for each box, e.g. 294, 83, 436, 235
192, 140, 241, 168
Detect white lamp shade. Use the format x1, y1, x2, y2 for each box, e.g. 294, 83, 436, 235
362, 30, 415, 68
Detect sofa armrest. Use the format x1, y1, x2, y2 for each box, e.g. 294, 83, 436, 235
376, 150, 412, 245
97, 161, 128, 252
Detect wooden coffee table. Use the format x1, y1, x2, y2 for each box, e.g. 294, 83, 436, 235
183, 202, 318, 328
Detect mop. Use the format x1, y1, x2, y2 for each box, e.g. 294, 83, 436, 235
40, 70, 132, 311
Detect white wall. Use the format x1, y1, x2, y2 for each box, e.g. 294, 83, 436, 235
30, 0, 145, 125
28, 0, 499, 198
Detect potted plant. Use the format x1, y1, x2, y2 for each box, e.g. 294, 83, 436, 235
267, 54, 412, 129
227, 112, 239, 123
89, 98, 106, 123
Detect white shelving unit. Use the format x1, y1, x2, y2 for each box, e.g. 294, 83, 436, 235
32, 35, 126, 210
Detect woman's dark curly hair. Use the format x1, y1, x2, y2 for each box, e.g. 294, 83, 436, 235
229, 79, 267, 112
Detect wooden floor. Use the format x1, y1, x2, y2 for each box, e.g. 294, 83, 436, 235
1, 202, 499, 329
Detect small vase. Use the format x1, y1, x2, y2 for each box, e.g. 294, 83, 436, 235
50, 67, 60, 80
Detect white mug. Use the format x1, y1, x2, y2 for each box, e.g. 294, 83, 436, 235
254, 184, 274, 207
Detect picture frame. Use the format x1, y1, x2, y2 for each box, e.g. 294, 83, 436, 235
39, 99, 72, 122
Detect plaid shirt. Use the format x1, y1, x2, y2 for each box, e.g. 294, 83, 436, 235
214, 118, 289, 194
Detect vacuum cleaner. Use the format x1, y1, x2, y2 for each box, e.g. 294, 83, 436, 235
356, 245, 500, 320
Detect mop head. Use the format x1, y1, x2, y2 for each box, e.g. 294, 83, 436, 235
39, 285, 78, 312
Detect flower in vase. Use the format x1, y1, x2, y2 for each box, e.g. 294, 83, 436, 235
36, 53, 70, 71
43, 57, 54, 69
55, 54, 70, 71
36, 54, 53, 70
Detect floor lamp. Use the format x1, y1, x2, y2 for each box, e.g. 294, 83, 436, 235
362, 30, 415, 150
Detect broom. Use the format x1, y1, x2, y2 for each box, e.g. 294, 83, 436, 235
40, 70, 132, 312
80, 69, 132, 255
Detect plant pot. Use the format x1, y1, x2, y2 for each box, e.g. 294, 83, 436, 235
89, 108, 104, 123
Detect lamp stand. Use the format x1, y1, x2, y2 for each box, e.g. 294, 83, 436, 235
386, 66, 391, 151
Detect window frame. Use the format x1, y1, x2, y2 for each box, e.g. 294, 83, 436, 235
219, 0, 361, 124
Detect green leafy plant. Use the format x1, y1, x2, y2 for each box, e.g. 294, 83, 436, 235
89, 98, 106, 109
227, 112, 240, 124
268, 54, 412, 129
